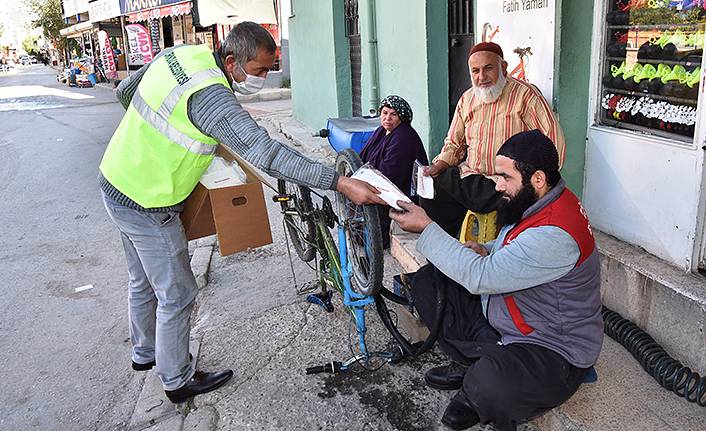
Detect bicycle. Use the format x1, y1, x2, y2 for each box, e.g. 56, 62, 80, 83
275, 149, 446, 373
510, 46, 533, 82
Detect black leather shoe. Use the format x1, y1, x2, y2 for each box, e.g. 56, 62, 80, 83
424, 362, 468, 390
132, 359, 156, 371
441, 392, 480, 430
165, 370, 234, 403
132, 353, 193, 371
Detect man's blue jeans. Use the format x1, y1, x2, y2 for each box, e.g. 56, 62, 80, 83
102, 192, 196, 390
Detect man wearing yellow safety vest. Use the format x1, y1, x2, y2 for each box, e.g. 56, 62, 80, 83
99, 22, 383, 404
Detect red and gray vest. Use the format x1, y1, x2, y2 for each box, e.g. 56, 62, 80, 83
487, 188, 603, 368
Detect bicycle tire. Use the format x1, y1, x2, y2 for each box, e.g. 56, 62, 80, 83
334, 149, 384, 296
375, 281, 445, 357
277, 179, 316, 262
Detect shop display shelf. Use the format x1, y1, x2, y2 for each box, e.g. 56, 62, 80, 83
603, 87, 698, 106
607, 23, 705, 31
600, 116, 693, 143
605, 56, 703, 67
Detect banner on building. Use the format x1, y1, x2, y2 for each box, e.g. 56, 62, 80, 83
97, 30, 118, 78
125, 24, 154, 66
88, 0, 121, 22
196, 0, 277, 26
476, 0, 556, 103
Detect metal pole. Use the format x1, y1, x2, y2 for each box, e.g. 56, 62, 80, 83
365, 0, 379, 115
120, 16, 130, 75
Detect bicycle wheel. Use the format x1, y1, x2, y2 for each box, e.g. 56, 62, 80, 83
334, 149, 384, 296
375, 276, 445, 357
277, 179, 316, 262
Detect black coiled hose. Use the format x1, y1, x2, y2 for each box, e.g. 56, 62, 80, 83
602, 305, 706, 407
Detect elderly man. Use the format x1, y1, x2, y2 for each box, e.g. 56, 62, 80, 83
99, 22, 382, 404
391, 130, 602, 431
422, 42, 566, 237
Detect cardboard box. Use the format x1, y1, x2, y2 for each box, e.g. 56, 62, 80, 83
181, 146, 273, 256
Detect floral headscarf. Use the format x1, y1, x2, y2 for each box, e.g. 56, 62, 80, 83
379, 95, 413, 123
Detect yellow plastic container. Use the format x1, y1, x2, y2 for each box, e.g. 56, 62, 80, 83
459, 210, 498, 244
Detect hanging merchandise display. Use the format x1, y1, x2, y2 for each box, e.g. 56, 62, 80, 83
150, 19, 161, 55
97, 30, 118, 79
125, 23, 154, 66
600, 0, 705, 140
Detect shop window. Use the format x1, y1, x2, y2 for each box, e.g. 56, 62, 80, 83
600, 0, 705, 142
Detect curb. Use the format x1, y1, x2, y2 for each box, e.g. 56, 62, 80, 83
127, 338, 202, 431
235, 88, 291, 103
191, 246, 213, 290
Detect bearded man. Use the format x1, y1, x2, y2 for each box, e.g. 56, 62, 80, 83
421, 42, 566, 237
391, 130, 602, 431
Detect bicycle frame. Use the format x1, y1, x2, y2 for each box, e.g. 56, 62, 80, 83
280, 192, 393, 371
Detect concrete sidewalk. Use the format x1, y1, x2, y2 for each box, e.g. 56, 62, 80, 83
145, 98, 704, 430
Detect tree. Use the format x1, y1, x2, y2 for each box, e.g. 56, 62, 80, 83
22, 35, 40, 55
26, 0, 66, 62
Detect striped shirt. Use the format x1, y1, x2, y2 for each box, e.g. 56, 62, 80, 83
435, 78, 566, 178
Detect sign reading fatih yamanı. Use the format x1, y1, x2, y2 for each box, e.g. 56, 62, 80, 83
476, 0, 556, 104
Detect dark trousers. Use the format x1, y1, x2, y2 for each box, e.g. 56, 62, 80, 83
412, 265, 588, 431
419, 167, 502, 237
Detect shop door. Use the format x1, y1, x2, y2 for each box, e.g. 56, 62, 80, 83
162, 17, 174, 48
345, 0, 362, 117
448, 0, 473, 120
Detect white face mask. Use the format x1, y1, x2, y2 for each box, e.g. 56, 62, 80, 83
231, 64, 266, 95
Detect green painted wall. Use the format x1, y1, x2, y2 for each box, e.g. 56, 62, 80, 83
555, 0, 594, 196
289, 0, 351, 130
357, 0, 448, 158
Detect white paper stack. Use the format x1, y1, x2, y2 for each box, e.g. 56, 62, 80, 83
199, 156, 248, 189
351, 164, 412, 210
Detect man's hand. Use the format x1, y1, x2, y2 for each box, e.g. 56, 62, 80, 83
336, 176, 386, 205
389, 201, 433, 233
422, 160, 449, 178
463, 240, 489, 256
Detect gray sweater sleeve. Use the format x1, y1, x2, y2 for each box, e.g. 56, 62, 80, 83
116, 64, 149, 109
417, 222, 580, 295
188, 84, 339, 191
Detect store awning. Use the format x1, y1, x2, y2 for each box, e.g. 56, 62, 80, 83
126, 1, 191, 23
59, 21, 96, 38
196, 0, 277, 26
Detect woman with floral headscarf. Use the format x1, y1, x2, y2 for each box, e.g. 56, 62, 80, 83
360, 95, 429, 248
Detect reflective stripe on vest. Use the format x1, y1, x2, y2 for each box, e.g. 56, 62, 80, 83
156, 67, 224, 119
131, 89, 216, 156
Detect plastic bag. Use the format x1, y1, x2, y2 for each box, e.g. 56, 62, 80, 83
411, 159, 434, 199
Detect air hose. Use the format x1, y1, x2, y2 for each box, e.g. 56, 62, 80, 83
602, 305, 706, 407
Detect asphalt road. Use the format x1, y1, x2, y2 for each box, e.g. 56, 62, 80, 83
0, 65, 142, 430
0, 65, 461, 431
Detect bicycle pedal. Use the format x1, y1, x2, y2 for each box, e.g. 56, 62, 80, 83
306, 292, 334, 313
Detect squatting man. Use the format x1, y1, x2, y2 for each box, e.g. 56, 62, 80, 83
390, 130, 603, 431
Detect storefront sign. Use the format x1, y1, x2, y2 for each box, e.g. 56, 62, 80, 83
125, 23, 154, 66
126, 1, 191, 23
97, 30, 118, 78
476, 0, 556, 103
63, 0, 90, 18
88, 0, 121, 22
119, 0, 183, 14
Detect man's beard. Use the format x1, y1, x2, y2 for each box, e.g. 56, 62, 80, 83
496, 183, 539, 227
473, 72, 507, 104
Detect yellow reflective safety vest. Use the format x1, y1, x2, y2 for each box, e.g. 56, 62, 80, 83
99, 44, 230, 208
